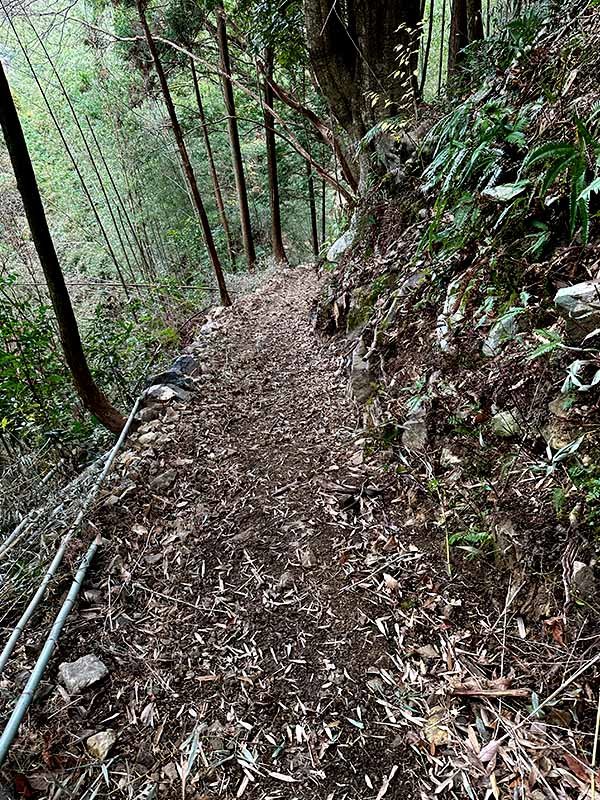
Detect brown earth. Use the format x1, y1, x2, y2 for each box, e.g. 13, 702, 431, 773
1, 266, 598, 799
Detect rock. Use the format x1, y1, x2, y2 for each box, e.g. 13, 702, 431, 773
490, 410, 523, 438
86, 730, 117, 761
350, 338, 373, 403
482, 314, 521, 357
542, 417, 584, 451
548, 394, 575, 419
137, 432, 158, 447
150, 469, 177, 491
144, 384, 191, 403
58, 654, 108, 694
278, 571, 295, 590
200, 320, 221, 336
136, 406, 160, 423
172, 354, 199, 375
440, 447, 461, 467
555, 282, 600, 342
436, 272, 473, 353
572, 561, 596, 600
402, 401, 428, 450
300, 548, 317, 568
145, 371, 196, 392
326, 228, 355, 263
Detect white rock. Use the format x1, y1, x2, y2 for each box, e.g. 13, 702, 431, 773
86, 730, 116, 760
58, 654, 108, 694
555, 282, 600, 342
326, 228, 355, 262
482, 314, 520, 357
144, 384, 191, 403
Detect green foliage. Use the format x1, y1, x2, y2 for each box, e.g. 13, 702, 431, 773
523, 110, 600, 244
449, 527, 493, 559
421, 97, 538, 256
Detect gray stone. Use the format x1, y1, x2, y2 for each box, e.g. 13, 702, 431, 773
172, 354, 199, 375
490, 410, 523, 438
278, 571, 295, 590
555, 282, 600, 342
136, 406, 160, 423
351, 338, 373, 403
144, 384, 191, 403
150, 469, 177, 491
572, 561, 596, 600
145, 371, 196, 392
300, 548, 317, 568
86, 730, 117, 761
402, 402, 428, 451
482, 314, 520, 357
200, 320, 221, 335
326, 228, 355, 263
58, 654, 108, 694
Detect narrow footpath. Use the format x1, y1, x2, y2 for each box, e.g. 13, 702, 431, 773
6, 268, 478, 798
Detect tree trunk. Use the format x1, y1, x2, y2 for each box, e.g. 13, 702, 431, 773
136, 0, 231, 306
321, 177, 326, 246
448, 0, 484, 74
190, 59, 236, 267
215, 1, 256, 271
306, 160, 319, 259
0, 60, 125, 433
303, 0, 422, 184
262, 48, 287, 264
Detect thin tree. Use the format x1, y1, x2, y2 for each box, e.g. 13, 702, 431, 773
262, 47, 287, 264
136, 0, 231, 306
306, 160, 319, 259
214, 0, 256, 270
190, 58, 236, 266
447, 0, 484, 75
0, 60, 126, 433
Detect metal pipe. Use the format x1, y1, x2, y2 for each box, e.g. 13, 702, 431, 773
0, 534, 101, 765
0, 397, 140, 674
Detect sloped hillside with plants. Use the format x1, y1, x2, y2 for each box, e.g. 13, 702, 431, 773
320, 0, 600, 715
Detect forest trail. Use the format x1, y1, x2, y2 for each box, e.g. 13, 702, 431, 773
14, 266, 436, 798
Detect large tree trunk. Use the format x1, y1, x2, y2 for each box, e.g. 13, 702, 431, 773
447, 0, 484, 75
303, 0, 422, 184
262, 48, 287, 264
136, 0, 231, 307
215, 1, 256, 271
0, 60, 125, 434
190, 59, 236, 267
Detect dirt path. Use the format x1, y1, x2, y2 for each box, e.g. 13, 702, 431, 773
6, 267, 435, 798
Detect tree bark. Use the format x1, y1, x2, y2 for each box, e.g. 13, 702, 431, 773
303, 0, 422, 183
215, 0, 256, 271
262, 48, 287, 264
136, 0, 231, 307
0, 60, 125, 434
190, 58, 236, 267
447, 0, 484, 75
